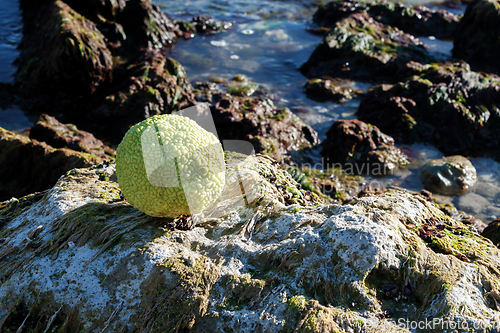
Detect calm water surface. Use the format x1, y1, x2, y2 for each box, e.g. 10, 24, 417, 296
1, 0, 499, 222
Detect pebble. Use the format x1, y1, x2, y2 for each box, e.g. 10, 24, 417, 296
456, 192, 489, 215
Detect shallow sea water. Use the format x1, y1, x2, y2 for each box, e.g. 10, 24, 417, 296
1, 0, 500, 222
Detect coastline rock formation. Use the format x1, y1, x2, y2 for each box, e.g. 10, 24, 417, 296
1, 155, 499, 331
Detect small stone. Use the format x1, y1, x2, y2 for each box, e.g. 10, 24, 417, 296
456, 192, 489, 215
419, 156, 477, 196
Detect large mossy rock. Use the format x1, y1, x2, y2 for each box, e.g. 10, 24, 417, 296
453, 0, 500, 75
357, 61, 500, 159
90, 50, 196, 142
14, 0, 191, 144
300, 12, 433, 82
1, 154, 500, 331
15, 0, 114, 106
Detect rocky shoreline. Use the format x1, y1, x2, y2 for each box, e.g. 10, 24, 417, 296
1, 0, 500, 331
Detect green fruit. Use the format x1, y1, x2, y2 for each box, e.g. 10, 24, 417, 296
116, 114, 225, 217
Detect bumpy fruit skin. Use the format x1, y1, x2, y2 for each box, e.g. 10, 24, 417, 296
116, 114, 225, 217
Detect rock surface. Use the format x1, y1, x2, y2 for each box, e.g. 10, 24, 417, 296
301, 11, 433, 81
1, 154, 500, 331
304, 78, 362, 103
313, 0, 459, 39
321, 119, 409, 176
14, 0, 193, 144
29, 114, 115, 159
357, 61, 500, 159
482, 218, 500, 248
209, 93, 320, 162
453, 0, 500, 75
0, 128, 108, 201
419, 155, 477, 196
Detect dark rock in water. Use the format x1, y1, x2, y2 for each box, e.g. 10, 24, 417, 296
313, 0, 459, 39
14, 0, 189, 144
304, 78, 362, 103
90, 49, 196, 143
177, 16, 233, 35
357, 61, 500, 159
482, 218, 500, 247
63, 0, 180, 50
15, 0, 114, 108
29, 114, 115, 159
321, 119, 409, 176
0, 127, 107, 201
300, 12, 433, 82
210, 94, 320, 162
453, 0, 500, 75
419, 155, 477, 196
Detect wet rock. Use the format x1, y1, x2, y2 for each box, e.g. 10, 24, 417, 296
453, 0, 500, 75
90, 49, 196, 143
62, 0, 180, 50
304, 78, 362, 103
1, 157, 500, 331
211, 95, 320, 162
301, 12, 433, 82
482, 218, 500, 247
29, 114, 115, 159
0, 127, 106, 201
15, 0, 189, 143
313, 0, 459, 40
177, 16, 233, 35
420, 156, 477, 196
15, 0, 113, 109
321, 119, 409, 176
357, 61, 500, 158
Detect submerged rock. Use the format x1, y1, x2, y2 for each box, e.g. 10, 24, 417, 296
29, 114, 115, 159
300, 12, 433, 82
1, 154, 500, 331
304, 78, 362, 103
419, 155, 477, 196
0, 128, 107, 201
453, 0, 500, 75
321, 119, 409, 176
357, 61, 500, 159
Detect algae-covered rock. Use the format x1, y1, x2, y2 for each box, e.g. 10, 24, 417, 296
304, 78, 362, 103
1, 154, 500, 331
211, 95, 320, 162
29, 114, 115, 159
0, 127, 107, 201
15, 0, 113, 108
357, 61, 500, 159
177, 15, 233, 36
321, 119, 409, 176
312, 0, 459, 40
453, 0, 500, 75
91, 49, 196, 143
419, 155, 477, 196
301, 12, 433, 82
